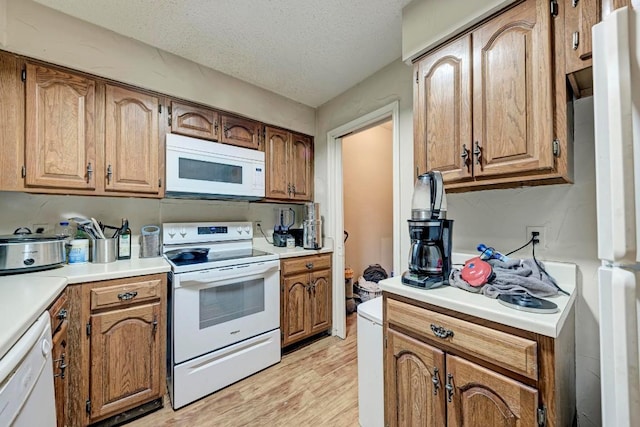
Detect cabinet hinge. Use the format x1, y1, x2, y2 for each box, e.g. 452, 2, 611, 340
21, 69, 26, 82
158, 104, 162, 114
416, 71, 419, 84
21, 165, 26, 178
550, 0, 558, 17
167, 106, 172, 126
537, 406, 547, 426
86, 399, 91, 414
86, 321, 91, 336
552, 139, 561, 157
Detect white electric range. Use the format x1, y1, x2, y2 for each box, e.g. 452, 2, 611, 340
163, 221, 281, 409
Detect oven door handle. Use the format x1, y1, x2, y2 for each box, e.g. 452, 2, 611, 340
177, 262, 279, 287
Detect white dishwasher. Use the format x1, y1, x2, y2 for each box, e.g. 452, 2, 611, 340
357, 296, 383, 427
0, 312, 56, 427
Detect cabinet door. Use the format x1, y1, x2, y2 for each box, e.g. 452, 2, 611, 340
105, 85, 160, 194
385, 329, 446, 427
446, 354, 538, 427
472, 0, 554, 178
565, 0, 598, 74
25, 63, 96, 189
220, 114, 262, 150
171, 100, 219, 141
414, 34, 472, 183
309, 269, 332, 334
265, 126, 290, 199
281, 273, 309, 346
290, 133, 313, 201
0, 52, 25, 191
52, 320, 68, 427
89, 302, 162, 421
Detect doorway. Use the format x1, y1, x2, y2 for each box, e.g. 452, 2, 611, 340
325, 101, 401, 339
342, 120, 393, 306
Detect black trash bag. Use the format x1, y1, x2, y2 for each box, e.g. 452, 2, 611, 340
363, 264, 388, 283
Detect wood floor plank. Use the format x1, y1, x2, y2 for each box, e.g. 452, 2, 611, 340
129, 313, 360, 426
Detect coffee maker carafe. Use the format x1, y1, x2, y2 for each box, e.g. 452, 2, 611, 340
401, 171, 453, 289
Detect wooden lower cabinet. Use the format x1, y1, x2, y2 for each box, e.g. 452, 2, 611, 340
67, 274, 166, 426
280, 254, 332, 347
49, 290, 70, 427
384, 295, 575, 427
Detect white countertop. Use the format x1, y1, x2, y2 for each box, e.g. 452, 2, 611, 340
0, 273, 67, 359
0, 254, 170, 360
380, 254, 577, 338
253, 237, 334, 258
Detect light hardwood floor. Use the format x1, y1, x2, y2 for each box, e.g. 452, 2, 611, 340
130, 313, 359, 426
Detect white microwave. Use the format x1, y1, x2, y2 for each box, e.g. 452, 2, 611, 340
165, 133, 265, 200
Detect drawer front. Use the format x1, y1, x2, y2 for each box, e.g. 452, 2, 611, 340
91, 278, 162, 310
386, 298, 538, 379
281, 254, 332, 276
48, 290, 68, 333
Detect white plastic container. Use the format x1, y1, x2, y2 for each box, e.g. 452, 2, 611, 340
67, 239, 89, 264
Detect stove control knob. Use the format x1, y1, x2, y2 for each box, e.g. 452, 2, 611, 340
237, 226, 243, 234
168, 230, 175, 238
244, 226, 251, 234
180, 227, 187, 238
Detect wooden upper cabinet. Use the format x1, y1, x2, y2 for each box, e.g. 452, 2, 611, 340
220, 114, 262, 150
446, 355, 538, 427
265, 126, 291, 199
0, 52, 25, 191
385, 329, 446, 427
290, 133, 313, 201
565, 0, 598, 74
89, 302, 162, 421
414, 34, 472, 183
25, 63, 96, 190
105, 84, 160, 194
471, 0, 554, 178
171, 101, 219, 141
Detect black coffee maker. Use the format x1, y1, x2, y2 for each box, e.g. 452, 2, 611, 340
401, 171, 453, 289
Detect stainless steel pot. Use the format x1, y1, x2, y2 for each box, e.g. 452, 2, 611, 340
0, 229, 66, 274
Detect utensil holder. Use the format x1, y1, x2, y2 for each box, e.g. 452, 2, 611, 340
91, 238, 118, 263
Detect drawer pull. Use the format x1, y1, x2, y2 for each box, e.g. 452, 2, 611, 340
305, 262, 314, 269
54, 354, 67, 379
432, 367, 440, 395
446, 373, 454, 402
117, 291, 138, 301
430, 324, 454, 339
57, 309, 68, 320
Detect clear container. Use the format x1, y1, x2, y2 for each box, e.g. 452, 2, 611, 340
55, 221, 72, 240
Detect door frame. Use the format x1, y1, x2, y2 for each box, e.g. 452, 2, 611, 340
326, 101, 401, 339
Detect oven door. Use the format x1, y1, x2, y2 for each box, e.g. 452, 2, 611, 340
165, 133, 265, 200
172, 259, 279, 363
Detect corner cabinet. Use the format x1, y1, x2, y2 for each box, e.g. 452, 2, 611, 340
280, 254, 332, 347
414, 0, 571, 192
265, 126, 313, 202
67, 274, 166, 426
384, 296, 575, 427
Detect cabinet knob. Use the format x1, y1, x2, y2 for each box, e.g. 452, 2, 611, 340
473, 141, 482, 166
86, 162, 93, 182
57, 309, 68, 320
572, 31, 580, 50
446, 373, 454, 403
430, 324, 454, 339
572, 0, 579, 7
305, 262, 314, 269
460, 144, 471, 172
432, 367, 440, 395
117, 291, 138, 301
106, 164, 113, 184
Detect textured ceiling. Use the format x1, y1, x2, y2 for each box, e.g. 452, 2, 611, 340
34, 0, 412, 107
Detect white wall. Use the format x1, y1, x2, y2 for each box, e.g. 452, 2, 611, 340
343, 123, 393, 278
317, 64, 601, 426
3, 0, 315, 134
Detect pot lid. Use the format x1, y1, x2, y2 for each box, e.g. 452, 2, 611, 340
0, 234, 65, 244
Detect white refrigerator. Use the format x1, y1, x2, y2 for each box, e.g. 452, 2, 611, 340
593, 6, 640, 426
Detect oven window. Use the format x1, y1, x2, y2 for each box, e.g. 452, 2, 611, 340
199, 278, 264, 329
179, 157, 243, 184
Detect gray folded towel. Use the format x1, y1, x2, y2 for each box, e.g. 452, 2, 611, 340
449, 258, 559, 298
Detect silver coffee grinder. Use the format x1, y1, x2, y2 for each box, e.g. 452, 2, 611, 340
401, 171, 453, 289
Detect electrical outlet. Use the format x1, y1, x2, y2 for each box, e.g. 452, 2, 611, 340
526, 226, 546, 249
32, 223, 50, 234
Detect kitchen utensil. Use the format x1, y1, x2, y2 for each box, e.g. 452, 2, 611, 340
0, 229, 66, 274
497, 294, 559, 314
91, 217, 106, 239
90, 238, 117, 263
